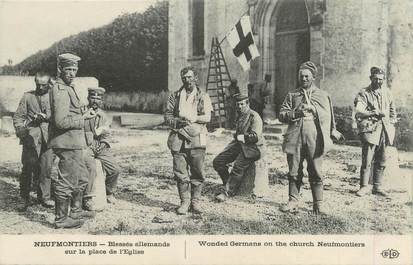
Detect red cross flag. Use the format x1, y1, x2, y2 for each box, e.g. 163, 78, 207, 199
227, 16, 260, 71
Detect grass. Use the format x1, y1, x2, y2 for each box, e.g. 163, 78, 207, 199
0, 129, 411, 235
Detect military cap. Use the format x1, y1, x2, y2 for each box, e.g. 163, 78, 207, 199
88, 87, 106, 97
370, 66, 385, 76
299, 61, 318, 77
233, 92, 249, 102
58, 53, 81, 68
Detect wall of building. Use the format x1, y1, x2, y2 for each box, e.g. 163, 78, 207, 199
168, 0, 412, 109
168, 0, 251, 93
322, 0, 412, 108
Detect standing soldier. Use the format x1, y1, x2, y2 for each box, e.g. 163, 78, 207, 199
164, 66, 212, 215
213, 92, 265, 202
354, 67, 396, 197
13, 72, 54, 211
48, 53, 97, 228
225, 79, 239, 128
82, 87, 120, 210
279, 61, 342, 215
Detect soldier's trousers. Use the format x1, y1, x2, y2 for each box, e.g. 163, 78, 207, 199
53, 148, 89, 200
287, 119, 323, 185
84, 147, 120, 197
360, 129, 387, 187
213, 142, 255, 194
172, 148, 205, 185
20, 144, 53, 201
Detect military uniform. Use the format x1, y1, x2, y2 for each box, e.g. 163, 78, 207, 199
13, 90, 53, 205
49, 77, 89, 199
248, 82, 269, 119
165, 85, 212, 214
48, 53, 93, 228
213, 102, 265, 200
354, 81, 396, 196
225, 80, 240, 128
83, 88, 119, 205
279, 69, 340, 214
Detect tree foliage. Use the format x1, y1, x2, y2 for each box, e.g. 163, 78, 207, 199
6, 1, 168, 93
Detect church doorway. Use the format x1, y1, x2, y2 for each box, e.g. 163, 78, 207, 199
273, 0, 310, 114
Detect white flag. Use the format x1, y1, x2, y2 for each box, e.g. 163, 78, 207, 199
227, 16, 260, 71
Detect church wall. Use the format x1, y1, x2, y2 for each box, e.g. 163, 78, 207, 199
322, 0, 412, 109
168, 0, 412, 109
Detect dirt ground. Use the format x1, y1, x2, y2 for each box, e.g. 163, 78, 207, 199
0, 128, 412, 235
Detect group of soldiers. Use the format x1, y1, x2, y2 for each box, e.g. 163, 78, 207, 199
12, 53, 396, 228
165, 62, 396, 216
13, 53, 120, 229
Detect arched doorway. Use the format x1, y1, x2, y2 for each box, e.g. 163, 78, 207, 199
273, 0, 310, 114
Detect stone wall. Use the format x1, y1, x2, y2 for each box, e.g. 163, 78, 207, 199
322, 0, 412, 109
168, 0, 250, 93
0, 76, 98, 115
168, 0, 412, 110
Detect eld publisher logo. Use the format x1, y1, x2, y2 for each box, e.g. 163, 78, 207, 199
381, 249, 400, 259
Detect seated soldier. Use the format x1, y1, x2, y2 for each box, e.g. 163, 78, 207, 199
82, 87, 120, 210
213, 92, 266, 201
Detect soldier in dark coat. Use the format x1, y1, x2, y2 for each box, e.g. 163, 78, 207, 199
13, 72, 54, 210
279, 61, 342, 214
213, 92, 265, 202
82, 87, 120, 210
354, 67, 396, 197
48, 53, 97, 228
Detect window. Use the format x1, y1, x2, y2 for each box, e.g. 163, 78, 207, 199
192, 0, 204, 56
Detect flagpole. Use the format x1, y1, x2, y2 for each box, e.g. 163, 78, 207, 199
218, 9, 250, 45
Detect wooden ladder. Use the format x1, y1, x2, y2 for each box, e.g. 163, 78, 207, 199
206, 37, 232, 128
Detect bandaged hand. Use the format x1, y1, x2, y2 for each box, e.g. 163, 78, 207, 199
82, 109, 97, 120
37, 113, 47, 120
236, 134, 245, 143
95, 126, 109, 136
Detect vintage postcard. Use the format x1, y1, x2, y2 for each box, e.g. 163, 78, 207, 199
0, 0, 412, 264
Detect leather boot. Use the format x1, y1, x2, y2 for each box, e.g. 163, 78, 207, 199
356, 186, 370, 197
310, 182, 324, 215
280, 178, 300, 213
372, 166, 387, 197
18, 196, 31, 212
70, 190, 95, 219
176, 182, 191, 215
190, 183, 203, 214
216, 169, 230, 186
55, 197, 84, 229
357, 167, 371, 196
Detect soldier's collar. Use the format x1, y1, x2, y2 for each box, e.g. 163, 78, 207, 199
300, 84, 316, 93
56, 78, 74, 87
179, 86, 202, 96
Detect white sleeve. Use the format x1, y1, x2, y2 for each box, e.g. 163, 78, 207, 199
203, 94, 213, 114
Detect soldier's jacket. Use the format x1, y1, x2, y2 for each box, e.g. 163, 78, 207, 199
13, 90, 50, 155
354, 85, 396, 145
279, 85, 338, 156
232, 108, 264, 160
48, 78, 86, 150
84, 109, 112, 154
164, 86, 211, 151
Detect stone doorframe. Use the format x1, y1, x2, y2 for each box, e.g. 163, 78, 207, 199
249, 0, 326, 89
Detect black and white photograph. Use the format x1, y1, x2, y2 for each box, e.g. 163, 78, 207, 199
0, 0, 412, 264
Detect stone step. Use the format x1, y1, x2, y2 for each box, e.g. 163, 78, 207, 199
263, 122, 286, 134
